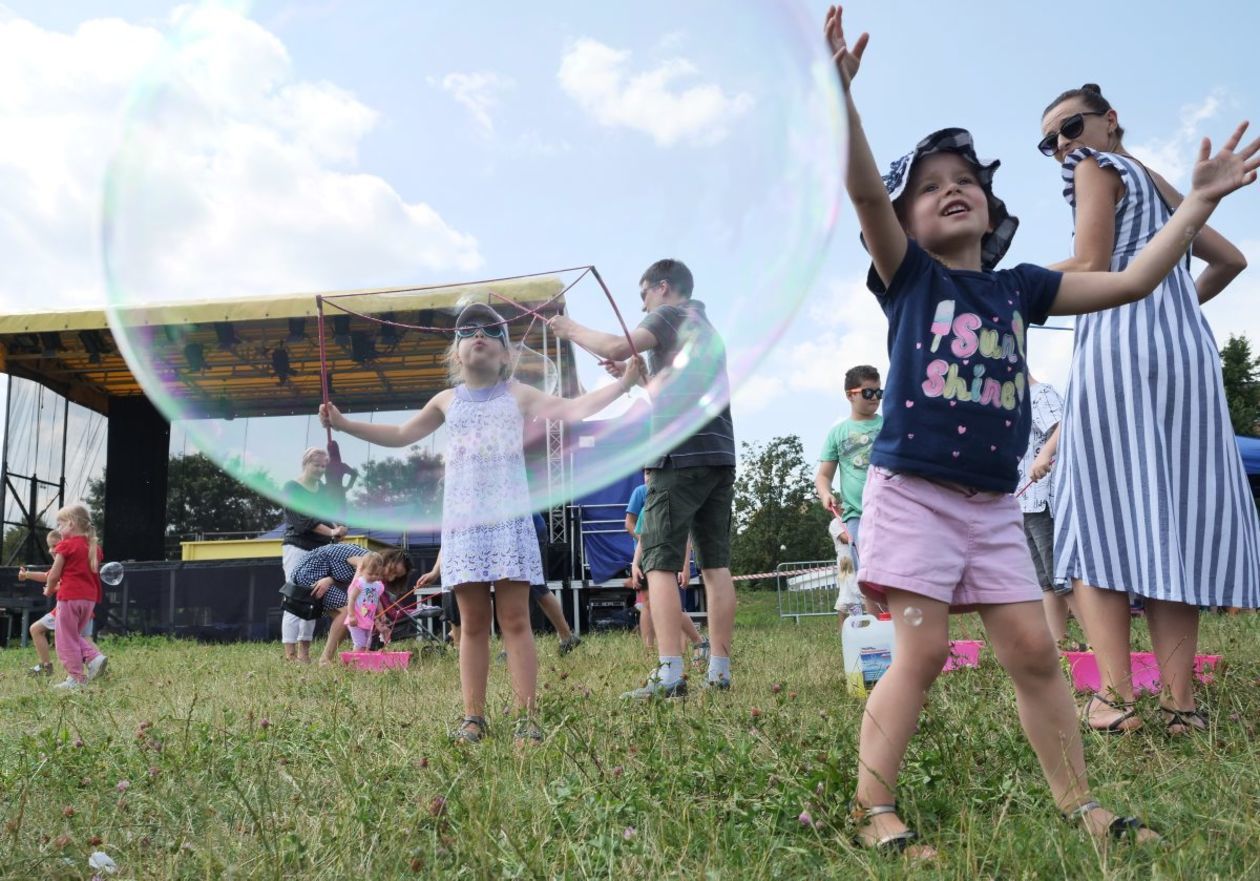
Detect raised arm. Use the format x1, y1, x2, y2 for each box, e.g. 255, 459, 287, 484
825, 6, 906, 288
548, 316, 657, 362
1050, 123, 1260, 316
319, 391, 449, 447
515, 356, 642, 422
1146, 168, 1248, 304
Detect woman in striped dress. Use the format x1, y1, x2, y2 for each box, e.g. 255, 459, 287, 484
1039, 84, 1260, 734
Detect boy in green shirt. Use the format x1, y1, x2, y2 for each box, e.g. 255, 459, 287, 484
815, 365, 883, 616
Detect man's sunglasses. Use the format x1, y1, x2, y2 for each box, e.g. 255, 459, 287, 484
455, 324, 507, 341
848, 387, 884, 401
1038, 111, 1106, 156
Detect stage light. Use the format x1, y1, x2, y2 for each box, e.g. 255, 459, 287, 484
39, 332, 63, 357
350, 331, 377, 365
287, 318, 306, 342
271, 345, 296, 384
184, 343, 206, 372
214, 322, 239, 350
380, 313, 400, 346
332, 315, 351, 346
78, 330, 111, 365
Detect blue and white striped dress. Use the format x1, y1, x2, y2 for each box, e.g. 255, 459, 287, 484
1051, 148, 1260, 608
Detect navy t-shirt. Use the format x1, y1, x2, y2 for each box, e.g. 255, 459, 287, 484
869, 241, 1061, 492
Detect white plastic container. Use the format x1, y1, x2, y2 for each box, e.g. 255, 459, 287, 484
842, 612, 895, 697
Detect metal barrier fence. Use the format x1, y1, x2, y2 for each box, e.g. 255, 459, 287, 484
775, 559, 839, 623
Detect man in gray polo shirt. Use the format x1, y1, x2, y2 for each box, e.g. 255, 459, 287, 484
550, 259, 736, 696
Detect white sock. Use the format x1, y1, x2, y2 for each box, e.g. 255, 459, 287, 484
656, 656, 684, 685
708, 655, 731, 683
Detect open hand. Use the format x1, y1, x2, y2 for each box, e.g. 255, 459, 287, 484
1190, 121, 1260, 203
823, 5, 868, 91
415, 569, 439, 588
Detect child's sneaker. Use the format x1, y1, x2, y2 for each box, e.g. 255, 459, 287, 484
86, 655, 108, 681
621, 673, 687, 700
27, 663, 53, 677
52, 677, 85, 691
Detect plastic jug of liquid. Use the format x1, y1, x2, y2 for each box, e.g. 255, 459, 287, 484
842, 612, 895, 698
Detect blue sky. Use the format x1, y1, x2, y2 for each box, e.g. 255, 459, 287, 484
2, 0, 1259, 515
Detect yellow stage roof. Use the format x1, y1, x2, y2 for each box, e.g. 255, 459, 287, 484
0, 277, 576, 417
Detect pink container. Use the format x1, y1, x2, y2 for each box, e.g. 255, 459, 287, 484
340, 650, 411, 671
1062, 651, 1222, 694
943, 640, 984, 672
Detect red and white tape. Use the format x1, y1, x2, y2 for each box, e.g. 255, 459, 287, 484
732, 565, 837, 583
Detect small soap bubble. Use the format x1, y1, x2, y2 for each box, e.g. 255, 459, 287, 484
903, 606, 924, 627
99, 562, 125, 586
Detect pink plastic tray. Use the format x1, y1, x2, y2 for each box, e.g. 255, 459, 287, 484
1062, 651, 1221, 694
943, 640, 984, 672
340, 650, 411, 670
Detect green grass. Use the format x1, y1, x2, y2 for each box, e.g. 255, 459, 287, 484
2, 592, 1258, 880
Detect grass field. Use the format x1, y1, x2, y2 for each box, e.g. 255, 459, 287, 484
1, 591, 1258, 880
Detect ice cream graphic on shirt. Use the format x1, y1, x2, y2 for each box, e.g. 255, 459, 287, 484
922, 299, 1026, 411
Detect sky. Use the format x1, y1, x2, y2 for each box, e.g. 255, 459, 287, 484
2, 0, 1259, 509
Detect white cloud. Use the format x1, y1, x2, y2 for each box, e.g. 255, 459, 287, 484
0, 6, 481, 312
434, 71, 514, 135
557, 37, 752, 147
1129, 91, 1223, 185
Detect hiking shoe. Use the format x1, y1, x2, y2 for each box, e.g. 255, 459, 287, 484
28, 663, 53, 677
558, 636, 582, 656
513, 716, 544, 746
52, 677, 86, 691
702, 676, 732, 692
86, 655, 108, 681
621, 675, 687, 700
452, 715, 487, 745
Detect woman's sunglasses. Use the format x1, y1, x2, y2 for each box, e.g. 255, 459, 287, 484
455, 324, 507, 342
1038, 111, 1106, 156
848, 387, 884, 401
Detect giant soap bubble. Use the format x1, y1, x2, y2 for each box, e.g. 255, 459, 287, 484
103, 1, 846, 533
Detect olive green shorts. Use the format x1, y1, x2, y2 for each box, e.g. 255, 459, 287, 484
639, 466, 735, 573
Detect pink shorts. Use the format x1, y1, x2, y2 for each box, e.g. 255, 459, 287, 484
857, 468, 1040, 612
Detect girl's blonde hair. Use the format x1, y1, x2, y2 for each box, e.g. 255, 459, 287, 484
356, 551, 386, 581
837, 555, 855, 577
55, 503, 99, 574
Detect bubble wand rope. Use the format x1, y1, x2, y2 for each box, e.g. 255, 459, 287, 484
316, 295, 332, 446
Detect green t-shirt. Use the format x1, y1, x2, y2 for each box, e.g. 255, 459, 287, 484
819, 415, 883, 520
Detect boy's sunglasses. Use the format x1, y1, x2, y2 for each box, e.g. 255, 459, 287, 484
455, 324, 507, 341
1038, 111, 1106, 156
848, 387, 884, 401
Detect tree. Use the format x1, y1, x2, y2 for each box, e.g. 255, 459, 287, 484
1221, 334, 1260, 437
731, 435, 833, 588
349, 448, 444, 526
165, 453, 284, 542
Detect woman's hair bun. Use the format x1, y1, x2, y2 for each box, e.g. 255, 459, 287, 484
1081, 83, 1102, 93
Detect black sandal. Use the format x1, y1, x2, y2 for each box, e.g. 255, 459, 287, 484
452, 715, 487, 744
850, 803, 919, 854
1083, 694, 1141, 734
1062, 799, 1154, 841
1160, 705, 1208, 735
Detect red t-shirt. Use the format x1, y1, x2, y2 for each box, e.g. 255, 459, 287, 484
53, 535, 103, 603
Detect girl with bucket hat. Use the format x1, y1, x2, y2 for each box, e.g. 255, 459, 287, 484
320, 302, 642, 746
824, 4, 1260, 858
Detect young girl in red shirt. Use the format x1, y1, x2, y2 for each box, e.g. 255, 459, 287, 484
44, 503, 107, 690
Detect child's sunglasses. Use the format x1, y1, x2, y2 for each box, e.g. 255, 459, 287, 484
1038, 111, 1106, 156
848, 387, 884, 401
455, 324, 507, 342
